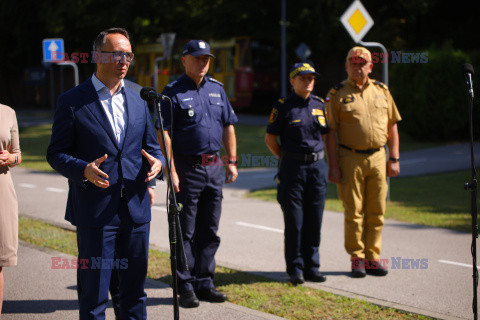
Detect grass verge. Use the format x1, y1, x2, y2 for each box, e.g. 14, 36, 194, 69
18, 216, 429, 319
250, 170, 474, 232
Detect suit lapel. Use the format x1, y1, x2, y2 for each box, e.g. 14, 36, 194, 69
122, 86, 138, 150
81, 78, 120, 150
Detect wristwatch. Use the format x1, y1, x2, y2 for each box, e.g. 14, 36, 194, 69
228, 160, 238, 165
389, 157, 400, 162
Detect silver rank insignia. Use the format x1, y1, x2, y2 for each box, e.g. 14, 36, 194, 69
188, 109, 195, 117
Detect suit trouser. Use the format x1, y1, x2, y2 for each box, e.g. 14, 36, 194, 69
337, 147, 388, 261
175, 156, 223, 294
76, 199, 150, 320
277, 156, 327, 276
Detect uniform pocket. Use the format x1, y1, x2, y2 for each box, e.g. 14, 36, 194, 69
178, 100, 199, 125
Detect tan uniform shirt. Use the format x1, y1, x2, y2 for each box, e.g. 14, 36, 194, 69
326, 78, 401, 150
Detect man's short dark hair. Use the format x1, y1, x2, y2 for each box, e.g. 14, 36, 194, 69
93, 28, 130, 52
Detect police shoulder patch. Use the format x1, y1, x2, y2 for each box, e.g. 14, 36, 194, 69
311, 95, 325, 103
207, 77, 224, 86
165, 80, 178, 88
269, 107, 279, 124
328, 83, 344, 96
374, 80, 388, 90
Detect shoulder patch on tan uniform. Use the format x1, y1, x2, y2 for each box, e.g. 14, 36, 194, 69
328, 83, 344, 96
374, 80, 388, 90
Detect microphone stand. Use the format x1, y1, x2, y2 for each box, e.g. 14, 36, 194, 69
463, 75, 478, 320
154, 98, 188, 320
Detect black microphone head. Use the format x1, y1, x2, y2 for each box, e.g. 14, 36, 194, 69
140, 87, 156, 100
463, 63, 474, 75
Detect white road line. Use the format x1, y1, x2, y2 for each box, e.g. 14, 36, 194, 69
19, 183, 37, 188
401, 158, 427, 165
152, 206, 168, 212
236, 221, 283, 234
45, 187, 65, 193
438, 259, 479, 268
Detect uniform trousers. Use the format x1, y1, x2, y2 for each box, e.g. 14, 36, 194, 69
76, 198, 150, 320
174, 155, 223, 294
337, 147, 388, 261
277, 156, 327, 277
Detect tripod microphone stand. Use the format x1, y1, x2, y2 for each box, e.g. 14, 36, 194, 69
463, 63, 478, 320
153, 96, 188, 320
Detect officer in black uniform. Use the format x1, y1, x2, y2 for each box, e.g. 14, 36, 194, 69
265, 62, 328, 285
157, 40, 238, 308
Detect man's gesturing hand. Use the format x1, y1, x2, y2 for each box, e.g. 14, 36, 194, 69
142, 149, 162, 182
84, 154, 109, 188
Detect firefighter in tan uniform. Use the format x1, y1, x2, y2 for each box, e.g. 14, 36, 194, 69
325, 47, 401, 278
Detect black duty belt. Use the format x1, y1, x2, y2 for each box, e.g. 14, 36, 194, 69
283, 150, 324, 162
176, 153, 219, 165
339, 144, 381, 155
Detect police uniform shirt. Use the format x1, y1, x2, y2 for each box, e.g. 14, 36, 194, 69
266, 93, 328, 154
326, 78, 401, 150
160, 74, 238, 155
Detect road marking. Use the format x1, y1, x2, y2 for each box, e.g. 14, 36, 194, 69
236, 221, 283, 234
19, 183, 37, 188
46, 187, 65, 193
438, 259, 479, 268
401, 158, 427, 165
152, 206, 167, 212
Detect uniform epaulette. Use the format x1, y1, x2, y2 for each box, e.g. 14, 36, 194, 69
374, 80, 388, 90
207, 77, 223, 86
165, 80, 178, 88
311, 95, 325, 103
328, 83, 344, 96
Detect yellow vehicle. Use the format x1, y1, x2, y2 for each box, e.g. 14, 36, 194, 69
131, 37, 254, 108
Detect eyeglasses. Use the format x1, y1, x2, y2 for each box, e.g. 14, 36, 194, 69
100, 51, 134, 62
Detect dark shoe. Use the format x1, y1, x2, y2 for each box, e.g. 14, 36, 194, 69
196, 288, 227, 303
289, 273, 305, 285
304, 271, 327, 283
365, 260, 389, 276
351, 258, 366, 278
179, 291, 200, 308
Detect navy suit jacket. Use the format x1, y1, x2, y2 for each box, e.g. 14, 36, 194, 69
47, 77, 165, 228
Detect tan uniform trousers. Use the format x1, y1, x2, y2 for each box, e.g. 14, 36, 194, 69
337, 147, 388, 261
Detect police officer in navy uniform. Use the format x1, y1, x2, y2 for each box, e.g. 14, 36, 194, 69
157, 40, 238, 308
265, 63, 328, 285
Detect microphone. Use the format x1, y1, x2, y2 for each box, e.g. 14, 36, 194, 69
140, 87, 169, 101
463, 63, 474, 98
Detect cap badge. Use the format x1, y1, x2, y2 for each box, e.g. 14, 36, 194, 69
199, 41, 206, 49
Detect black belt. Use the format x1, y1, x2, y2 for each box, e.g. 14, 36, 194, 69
176, 153, 218, 165
339, 144, 381, 155
283, 150, 324, 162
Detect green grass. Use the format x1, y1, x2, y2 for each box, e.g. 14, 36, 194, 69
250, 170, 475, 232
18, 216, 430, 320
18, 124, 54, 172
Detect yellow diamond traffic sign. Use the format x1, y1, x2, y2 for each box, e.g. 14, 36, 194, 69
340, 0, 374, 43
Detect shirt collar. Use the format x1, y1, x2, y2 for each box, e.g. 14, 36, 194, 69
291, 92, 311, 105
347, 77, 372, 90
182, 73, 207, 89
91, 73, 125, 94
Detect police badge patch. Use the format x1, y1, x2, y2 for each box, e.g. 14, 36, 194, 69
188, 109, 195, 117
318, 116, 326, 126
269, 108, 278, 124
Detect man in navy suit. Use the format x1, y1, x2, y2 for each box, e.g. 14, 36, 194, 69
47, 28, 165, 320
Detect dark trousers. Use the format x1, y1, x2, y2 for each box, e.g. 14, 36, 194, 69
175, 156, 223, 294
277, 156, 327, 276
76, 199, 150, 320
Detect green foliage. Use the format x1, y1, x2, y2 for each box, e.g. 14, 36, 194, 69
390, 47, 473, 141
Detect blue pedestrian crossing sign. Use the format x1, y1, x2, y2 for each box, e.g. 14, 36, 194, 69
42, 38, 64, 62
